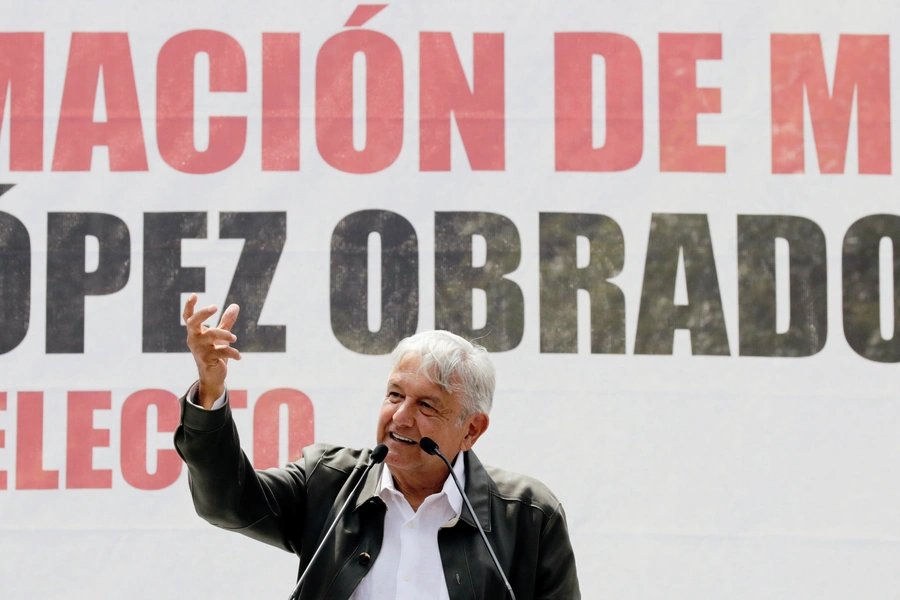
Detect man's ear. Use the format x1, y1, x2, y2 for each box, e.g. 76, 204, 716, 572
461, 413, 490, 451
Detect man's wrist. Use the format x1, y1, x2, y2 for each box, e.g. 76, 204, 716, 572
189, 381, 228, 411
198, 381, 226, 410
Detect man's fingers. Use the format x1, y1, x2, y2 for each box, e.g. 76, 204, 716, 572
218, 304, 240, 332
186, 304, 218, 332
213, 344, 242, 361
182, 293, 198, 324
205, 328, 237, 343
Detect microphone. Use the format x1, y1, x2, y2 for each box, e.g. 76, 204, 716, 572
419, 437, 517, 600
288, 444, 388, 600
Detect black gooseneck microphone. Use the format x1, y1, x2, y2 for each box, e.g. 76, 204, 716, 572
419, 437, 517, 600
287, 443, 388, 600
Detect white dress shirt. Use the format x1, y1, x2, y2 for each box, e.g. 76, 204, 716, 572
191, 385, 466, 599
350, 457, 465, 600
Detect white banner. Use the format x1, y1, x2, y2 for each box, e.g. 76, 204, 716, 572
2, 1, 899, 598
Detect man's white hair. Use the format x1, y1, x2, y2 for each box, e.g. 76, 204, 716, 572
390, 330, 495, 419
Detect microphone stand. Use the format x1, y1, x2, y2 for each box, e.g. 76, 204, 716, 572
420, 437, 517, 600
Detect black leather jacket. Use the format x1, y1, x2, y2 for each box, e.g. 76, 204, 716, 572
174, 392, 581, 600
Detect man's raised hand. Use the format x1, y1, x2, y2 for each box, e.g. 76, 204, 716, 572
184, 293, 242, 409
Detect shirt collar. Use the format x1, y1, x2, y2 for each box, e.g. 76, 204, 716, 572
378, 451, 467, 516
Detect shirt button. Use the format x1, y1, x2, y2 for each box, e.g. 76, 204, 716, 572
403, 575, 410, 581
407, 522, 415, 529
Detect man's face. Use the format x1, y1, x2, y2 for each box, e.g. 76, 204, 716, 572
376, 356, 488, 486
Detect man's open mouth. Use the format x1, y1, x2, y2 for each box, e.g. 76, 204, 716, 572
390, 432, 417, 445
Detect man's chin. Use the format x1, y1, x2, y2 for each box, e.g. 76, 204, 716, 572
384, 453, 414, 473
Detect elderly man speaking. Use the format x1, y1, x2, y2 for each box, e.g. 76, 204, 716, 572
174, 294, 581, 600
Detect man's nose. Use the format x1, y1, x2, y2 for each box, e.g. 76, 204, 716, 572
392, 398, 415, 426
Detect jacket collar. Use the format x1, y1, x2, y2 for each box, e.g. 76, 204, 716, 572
461, 450, 494, 532
354, 457, 384, 511
352, 449, 495, 532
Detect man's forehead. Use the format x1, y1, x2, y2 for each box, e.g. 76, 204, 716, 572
387, 367, 442, 392
388, 359, 460, 404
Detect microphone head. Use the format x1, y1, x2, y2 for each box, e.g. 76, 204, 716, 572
419, 437, 440, 455
371, 444, 388, 463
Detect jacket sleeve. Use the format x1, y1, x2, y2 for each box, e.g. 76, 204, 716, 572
536, 503, 581, 600
173, 385, 313, 554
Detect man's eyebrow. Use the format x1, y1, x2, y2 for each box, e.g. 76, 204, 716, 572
420, 395, 453, 412
385, 376, 449, 400
387, 384, 445, 405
